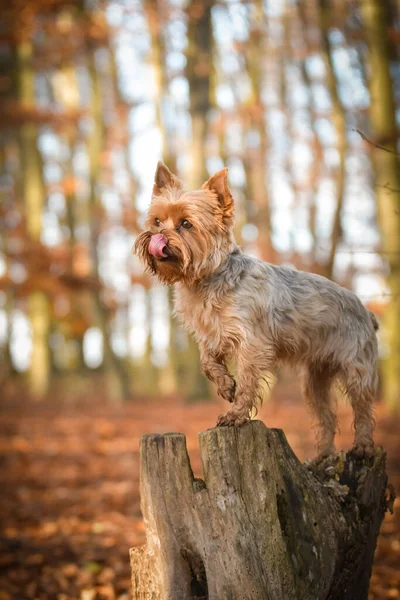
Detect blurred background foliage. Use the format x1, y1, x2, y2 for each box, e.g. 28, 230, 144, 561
0, 0, 399, 409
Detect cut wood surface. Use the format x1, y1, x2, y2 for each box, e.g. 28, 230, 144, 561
130, 421, 392, 600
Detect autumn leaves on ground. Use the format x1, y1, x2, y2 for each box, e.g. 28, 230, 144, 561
0, 389, 399, 600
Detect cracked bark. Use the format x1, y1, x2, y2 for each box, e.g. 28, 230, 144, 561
130, 421, 392, 600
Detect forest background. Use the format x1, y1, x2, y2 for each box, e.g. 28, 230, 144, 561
0, 0, 400, 599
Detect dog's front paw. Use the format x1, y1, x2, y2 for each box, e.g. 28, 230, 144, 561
217, 377, 236, 403
217, 409, 249, 427
313, 445, 336, 464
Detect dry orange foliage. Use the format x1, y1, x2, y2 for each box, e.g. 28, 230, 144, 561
0, 388, 398, 600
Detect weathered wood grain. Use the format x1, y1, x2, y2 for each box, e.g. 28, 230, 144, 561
130, 421, 391, 600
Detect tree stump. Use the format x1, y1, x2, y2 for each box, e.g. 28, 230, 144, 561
130, 421, 393, 600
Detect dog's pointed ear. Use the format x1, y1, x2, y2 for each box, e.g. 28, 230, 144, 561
153, 161, 181, 195
202, 168, 234, 225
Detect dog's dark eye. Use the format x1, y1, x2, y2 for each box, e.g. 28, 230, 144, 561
155, 218, 161, 227
181, 220, 192, 230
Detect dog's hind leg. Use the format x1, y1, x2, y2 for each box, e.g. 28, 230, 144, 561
341, 363, 376, 457
301, 364, 338, 459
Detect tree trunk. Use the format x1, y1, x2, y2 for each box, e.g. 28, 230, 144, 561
185, 0, 214, 189
317, 0, 347, 280
360, 0, 400, 413
144, 0, 179, 396
144, 0, 176, 171
182, 0, 214, 402
17, 40, 51, 399
87, 49, 131, 402
243, 0, 274, 263
296, 0, 323, 267
130, 420, 391, 600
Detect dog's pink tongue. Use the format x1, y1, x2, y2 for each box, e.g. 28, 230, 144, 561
148, 234, 168, 258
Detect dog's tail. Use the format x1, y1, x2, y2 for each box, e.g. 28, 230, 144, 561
369, 310, 379, 331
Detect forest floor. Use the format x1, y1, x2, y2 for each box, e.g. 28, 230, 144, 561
0, 388, 399, 600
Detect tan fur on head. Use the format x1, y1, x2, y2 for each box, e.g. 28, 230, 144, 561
153, 161, 182, 196
202, 168, 235, 228
133, 162, 235, 285
134, 161, 378, 459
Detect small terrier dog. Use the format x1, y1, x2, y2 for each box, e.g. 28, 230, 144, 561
134, 162, 378, 458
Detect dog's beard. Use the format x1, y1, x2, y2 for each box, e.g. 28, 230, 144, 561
134, 230, 192, 285
134, 222, 233, 285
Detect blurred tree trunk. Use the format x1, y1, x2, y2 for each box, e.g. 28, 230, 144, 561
243, 0, 274, 263
144, 0, 175, 171
87, 49, 131, 402
144, 0, 178, 396
0, 145, 13, 382
107, 42, 141, 391
361, 0, 400, 413
52, 62, 80, 266
181, 0, 214, 401
52, 59, 86, 372
281, 8, 300, 258
296, 2, 323, 265
185, 0, 213, 189
318, 0, 347, 280
17, 40, 51, 399
139, 289, 159, 396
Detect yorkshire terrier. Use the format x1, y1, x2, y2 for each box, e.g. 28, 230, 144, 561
134, 162, 378, 458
